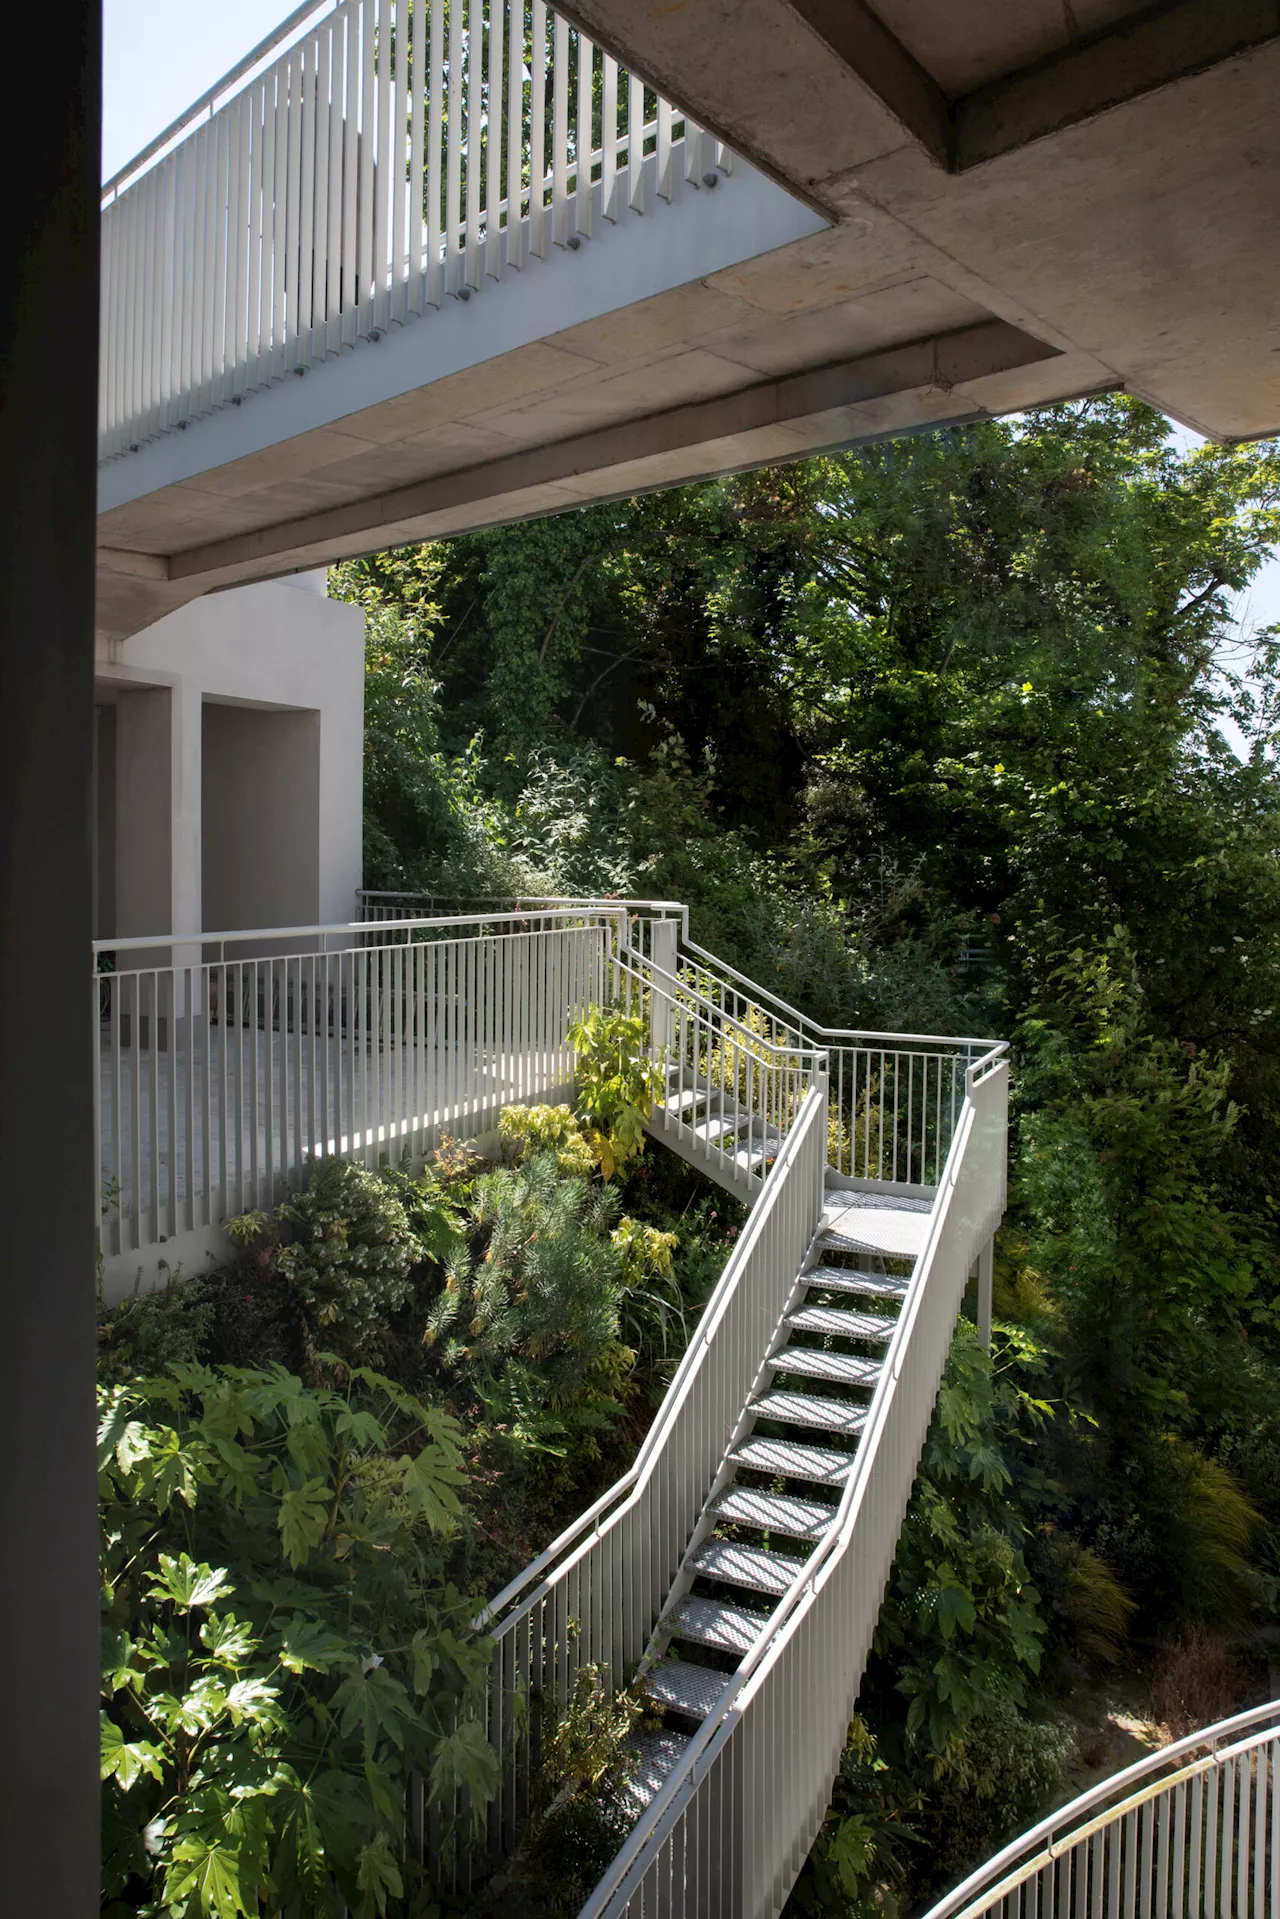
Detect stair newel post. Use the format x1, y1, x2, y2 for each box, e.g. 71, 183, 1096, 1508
814, 1055, 830, 1224
976, 1238, 994, 1349
609, 907, 627, 1007
649, 914, 677, 1070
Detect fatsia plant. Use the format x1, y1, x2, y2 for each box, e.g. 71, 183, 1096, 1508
99, 1362, 497, 1918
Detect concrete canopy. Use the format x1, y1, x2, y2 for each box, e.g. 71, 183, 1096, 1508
97, 0, 1280, 638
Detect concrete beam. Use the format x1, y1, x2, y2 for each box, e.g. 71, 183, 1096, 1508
956, 0, 1280, 169
559, 0, 1280, 190
157, 320, 1061, 592
787, 0, 950, 166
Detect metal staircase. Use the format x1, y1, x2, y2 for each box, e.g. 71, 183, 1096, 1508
622, 1201, 921, 1823
462, 900, 1009, 1919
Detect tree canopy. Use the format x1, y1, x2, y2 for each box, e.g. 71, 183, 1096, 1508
334, 397, 1280, 1908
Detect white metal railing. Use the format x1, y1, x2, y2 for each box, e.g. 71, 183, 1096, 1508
582, 1046, 1009, 1917
359, 897, 1003, 1191
677, 936, 1002, 1189
920, 1698, 1280, 1919
94, 906, 613, 1260
616, 945, 817, 1194
467, 1080, 830, 1876
99, 0, 732, 461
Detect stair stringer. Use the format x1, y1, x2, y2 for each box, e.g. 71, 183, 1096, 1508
645, 1067, 783, 1203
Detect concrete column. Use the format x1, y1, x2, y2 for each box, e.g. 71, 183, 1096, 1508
0, 0, 101, 1904
115, 685, 174, 938
977, 1237, 994, 1350
172, 678, 203, 939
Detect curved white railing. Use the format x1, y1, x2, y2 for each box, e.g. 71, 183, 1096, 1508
920, 1698, 1280, 1919
471, 1078, 830, 1873
581, 1048, 1009, 1917
100, 0, 732, 461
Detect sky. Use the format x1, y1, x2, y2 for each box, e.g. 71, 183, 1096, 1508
103, 0, 311, 183
104, 2, 1280, 740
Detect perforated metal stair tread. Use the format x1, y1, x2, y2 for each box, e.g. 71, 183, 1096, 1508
692, 1114, 751, 1146
670, 1594, 767, 1657
730, 1434, 856, 1485
731, 1139, 783, 1170
810, 1265, 911, 1299
714, 1485, 836, 1541
788, 1304, 894, 1341
662, 1087, 712, 1115
622, 1728, 692, 1816
691, 1538, 807, 1596
642, 1657, 732, 1721
769, 1346, 883, 1386
751, 1389, 869, 1436
825, 1191, 933, 1216
820, 1198, 931, 1260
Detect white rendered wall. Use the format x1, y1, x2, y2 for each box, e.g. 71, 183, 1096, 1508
95, 578, 364, 936
202, 704, 321, 930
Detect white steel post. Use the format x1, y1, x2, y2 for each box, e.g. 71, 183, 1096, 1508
977, 1236, 994, 1349
649, 915, 677, 1066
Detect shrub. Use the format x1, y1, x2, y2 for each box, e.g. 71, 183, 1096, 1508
918, 1698, 1075, 1896
425, 1154, 632, 1453
1150, 1627, 1245, 1738
1148, 1440, 1262, 1621
499, 1101, 597, 1177
98, 1273, 217, 1384
99, 1362, 495, 1917
233, 1158, 423, 1365
1053, 1542, 1136, 1665
516, 1666, 645, 1917
567, 1002, 666, 1179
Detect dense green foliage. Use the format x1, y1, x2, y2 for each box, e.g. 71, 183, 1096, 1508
99, 1363, 490, 1918
99, 1131, 740, 1916
333, 397, 1280, 1907
565, 1000, 666, 1177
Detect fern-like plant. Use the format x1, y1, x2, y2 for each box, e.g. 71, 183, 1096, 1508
425, 1154, 630, 1432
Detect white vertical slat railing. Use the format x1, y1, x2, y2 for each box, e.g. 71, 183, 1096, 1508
95, 908, 611, 1263
99, 0, 732, 460
676, 935, 998, 1189
355, 894, 1002, 1192
917, 1700, 1280, 1919
464, 1078, 830, 1878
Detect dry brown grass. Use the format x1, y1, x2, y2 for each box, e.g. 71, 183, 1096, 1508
1149, 1628, 1244, 1740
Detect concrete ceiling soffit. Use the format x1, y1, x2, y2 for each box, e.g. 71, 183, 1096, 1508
154, 319, 1063, 591
793, 0, 1280, 171
557, 0, 1280, 198
953, 0, 1280, 168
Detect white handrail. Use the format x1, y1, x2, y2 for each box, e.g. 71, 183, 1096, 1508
94, 903, 622, 960
101, 0, 334, 198
357, 893, 1008, 1056
922, 1698, 1280, 1919
469, 1081, 830, 1873
482, 1083, 828, 1627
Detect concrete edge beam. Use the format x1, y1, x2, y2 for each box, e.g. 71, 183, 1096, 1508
956, 0, 1280, 168
138, 319, 1061, 595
